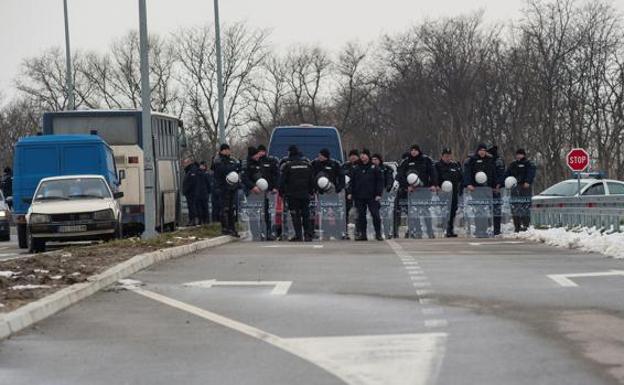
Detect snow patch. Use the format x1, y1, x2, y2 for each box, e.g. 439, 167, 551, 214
10, 285, 52, 290
507, 227, 624, 259
0, 271, 17, 278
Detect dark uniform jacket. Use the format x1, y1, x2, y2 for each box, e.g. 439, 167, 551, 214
505, 159, 536, 185
182, 163, 201, 198
435, 160, 463, 193
279, 155, 315, 199
349, 162, 384, 200
242, 155, 280, 191
311, 158, 344, 193
379, 164, 395, 192
397, 154, 437, 189
463, 154, 497, 188
212, 154, 241, 191
1, 172, 12, 197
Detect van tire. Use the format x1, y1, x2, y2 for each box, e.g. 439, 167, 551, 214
17, 224, 28, 249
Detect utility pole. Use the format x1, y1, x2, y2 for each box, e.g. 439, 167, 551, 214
213, 0, 226, 145
138, 0, 156, 239
63, 0, 74, 110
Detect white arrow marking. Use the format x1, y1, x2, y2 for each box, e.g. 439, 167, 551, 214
183, 279, 292, 295
468, 241, 526, 246
547, 270, 624, 287
130, 287, 446, 385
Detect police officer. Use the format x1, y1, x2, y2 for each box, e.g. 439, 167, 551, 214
182, 158, 201, 226
435, 148, 463, 237
396, 144, 438, 239
312, 148, 344, 194
463, 143, 498, 237
348, 149, 384, 241
242, 145, 280, 240
371, 154, 395, 192
1, 167, 12, 200
341, 149, 360, 240
505, 149, 536, 232
279, 145, 315, 242
197, 161, 212, 224
213, 143, 241, 237
488, 145, 506, 236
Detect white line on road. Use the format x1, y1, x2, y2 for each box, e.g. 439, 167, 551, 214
422, 308, 444, 316
425, 319, 449, 328
183, 279, 293, 295
263, 245, 324, 249
468, 241, 526, 246
130, 287, 447, 385
547, 270, 624, 287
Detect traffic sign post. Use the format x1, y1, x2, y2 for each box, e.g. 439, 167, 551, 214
566, 148, 590, 197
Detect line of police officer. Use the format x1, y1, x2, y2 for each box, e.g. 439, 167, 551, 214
184, 142, 536, 240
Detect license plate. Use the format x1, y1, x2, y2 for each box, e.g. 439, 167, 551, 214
58, 225, 87, 233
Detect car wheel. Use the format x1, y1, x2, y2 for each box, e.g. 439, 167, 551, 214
17, 223, 28, 249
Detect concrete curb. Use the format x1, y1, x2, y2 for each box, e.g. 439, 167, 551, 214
0, 235, 235, 340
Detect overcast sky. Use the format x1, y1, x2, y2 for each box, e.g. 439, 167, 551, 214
2, 0, 621, 100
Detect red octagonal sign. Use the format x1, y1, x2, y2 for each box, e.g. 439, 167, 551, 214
566, 148, 590, 172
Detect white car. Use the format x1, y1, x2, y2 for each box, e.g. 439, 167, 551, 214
533, 178, 624, 202
26, 175, 123, 253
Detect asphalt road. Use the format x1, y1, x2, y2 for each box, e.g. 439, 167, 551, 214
1, 238, 623, 385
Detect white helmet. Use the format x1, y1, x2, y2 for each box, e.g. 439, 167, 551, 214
475, 171, 488, 185
391, 180, 400, 192
255, 178, 269, 191
345, 175, 351, 185
441, 180, 453, 193
317, 176, 331, 191
505, 176, 518, 189
226, 171, 240, 185
407, 173, 420, 186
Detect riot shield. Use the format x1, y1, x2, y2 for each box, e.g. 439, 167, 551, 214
239, 192, 266, 240
380, 191, 397, 239
462, 187, 494, 238
318, 192, 346, 240
506, 186, 532, 233
407, 189, 451, 238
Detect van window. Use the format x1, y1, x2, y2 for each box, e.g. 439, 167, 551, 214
269, 127, 343, 162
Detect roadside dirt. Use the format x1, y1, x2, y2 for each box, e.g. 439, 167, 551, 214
0, 225, 221, 312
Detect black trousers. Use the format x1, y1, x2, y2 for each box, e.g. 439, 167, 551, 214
355, 198, 381, 238
288, 197, 312, 239
511, 186, 532, 231
196, 197, 209, 224
211, 191, 222, 223
393, 190, 407, 237
220, 189, 237, 233
345, 197, 353, 236
447, 192, 459, 234
493, 191, 502, 235
185, 194, 197, 224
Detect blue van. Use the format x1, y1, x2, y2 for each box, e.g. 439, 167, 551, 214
268, 125, 344, 162
13, 134, 119, 248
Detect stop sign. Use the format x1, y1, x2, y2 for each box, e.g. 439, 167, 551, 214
566, 148, 590, 172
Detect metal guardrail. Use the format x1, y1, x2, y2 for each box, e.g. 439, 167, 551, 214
531, 196, 624, 230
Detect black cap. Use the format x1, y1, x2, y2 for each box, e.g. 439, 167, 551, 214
257, 144, 267, 152
348, 149, 360, 157
476, 143, 488, 151
288, 145, 299, 156
220, 143, 230, 151
319, 148, 330, 158
410, 144, 421, 152
361, 148, 371, 157
442, 147, 452, 155
516, 148, 526, 156
372, 153, 383, 162
247, 146, 259, 157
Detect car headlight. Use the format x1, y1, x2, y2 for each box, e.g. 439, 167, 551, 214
0, 210, 7, 218
30, 214, 51, 224
94, 209, 114, 221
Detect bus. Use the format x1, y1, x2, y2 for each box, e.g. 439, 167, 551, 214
43, 110, 185, 235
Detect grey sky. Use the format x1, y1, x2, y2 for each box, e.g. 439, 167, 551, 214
2, 0, 619, 100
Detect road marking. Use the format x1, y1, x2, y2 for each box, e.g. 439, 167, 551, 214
131, 288, 447, 385
263, 244, 324, 249
412, 282, 432, 288
183, 279, 293, 295
425, 319, 449, 328
415, 289, 434, 296
419, 298, 438, 305
547, 270, 624, 287
422, 308, 444, 316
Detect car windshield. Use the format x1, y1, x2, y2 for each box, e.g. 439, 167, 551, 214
34, 178, 111, 201
539, 180, 589, 196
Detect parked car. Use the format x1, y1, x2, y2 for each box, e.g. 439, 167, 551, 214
0, 190, 10, 242
533, 177, 624, 203
12, 134, 121, 249
25, 175, 123, 253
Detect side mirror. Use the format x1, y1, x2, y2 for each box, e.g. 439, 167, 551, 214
22, 197, 32, 204
118, 169, 126, 181
113, 192, 124, 199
